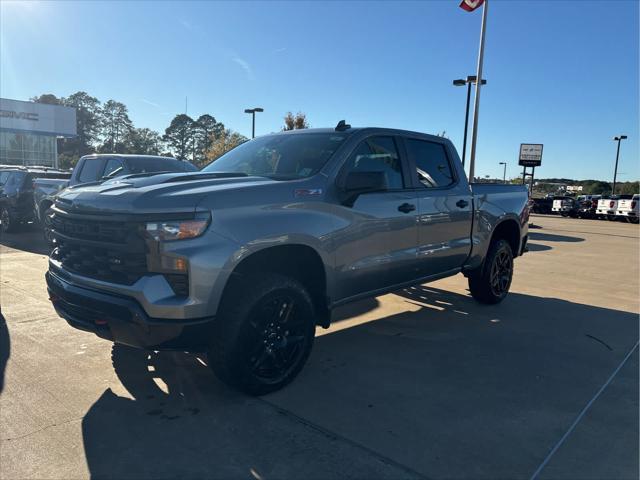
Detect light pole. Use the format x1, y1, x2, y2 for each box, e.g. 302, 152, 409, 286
499, 162, 507, 183
612, 135, 627, 195
453, 75, 486, 168
244, 107, 264, 139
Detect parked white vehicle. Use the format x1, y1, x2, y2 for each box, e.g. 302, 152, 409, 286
552, 197, 577, 216
616, 194, 639, 223
596, 197, 617, 220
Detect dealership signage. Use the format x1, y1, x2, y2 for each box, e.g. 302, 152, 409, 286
0, 98, 76, 137
519, 143, 543, 167
0, 110, 39, 121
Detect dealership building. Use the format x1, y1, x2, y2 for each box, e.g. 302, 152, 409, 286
0, 98, 76, 168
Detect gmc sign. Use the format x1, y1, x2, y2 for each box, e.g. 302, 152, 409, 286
0, 110, 39, 121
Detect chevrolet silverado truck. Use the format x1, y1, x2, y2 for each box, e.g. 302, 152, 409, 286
45, 125, 529, 395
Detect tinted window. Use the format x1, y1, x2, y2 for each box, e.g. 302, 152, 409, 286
406, 139, 454, 188
103, 158, 124, 178
0, 171, 12, 186
125, 157, 196, 174
344, 136, 403, 190
78, 159, 104, 183
203, 133, 347, 179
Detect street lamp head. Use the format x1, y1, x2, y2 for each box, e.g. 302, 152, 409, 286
244, 109, 253, 114
614, 135, 628, 141
466, 75, 487, 85
245, 107, 264, 114
453, 79, 466, 86
499, 162, 506, 165
254, 107, 264, 113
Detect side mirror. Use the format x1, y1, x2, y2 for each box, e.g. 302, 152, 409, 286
341, 171, 388, 206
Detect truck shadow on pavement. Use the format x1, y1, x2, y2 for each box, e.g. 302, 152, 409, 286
80, 286, 638, 479
528, 231, 585, 243
0, 313, 9, 394
0, 227, 51, 256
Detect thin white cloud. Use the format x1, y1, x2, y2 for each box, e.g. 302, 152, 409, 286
179, 19, 194, 31
272, 47, 287, 54
231, 56, 254, 80
141, 98, 160, 108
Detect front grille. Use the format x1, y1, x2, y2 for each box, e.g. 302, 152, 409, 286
55, 241, 148, 285
51, 214, 134, 244
50, 209, 149, 286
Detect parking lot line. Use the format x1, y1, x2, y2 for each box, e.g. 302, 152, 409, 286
529, 340, 640, 480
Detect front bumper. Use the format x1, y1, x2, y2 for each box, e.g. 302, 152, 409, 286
46, 270, 215, 351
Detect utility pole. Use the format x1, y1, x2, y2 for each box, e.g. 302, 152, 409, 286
612, 135, 627, 195
468, 0, 489, 182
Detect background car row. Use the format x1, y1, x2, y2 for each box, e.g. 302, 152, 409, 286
531, 194, 639, 223
0, 155, 197, 234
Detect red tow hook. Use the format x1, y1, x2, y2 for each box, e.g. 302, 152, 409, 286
94, 319, 108, 326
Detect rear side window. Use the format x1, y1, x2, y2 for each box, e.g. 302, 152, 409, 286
78, 159, 104, 183
406, 139, 454, 188
344, 136, 404, 190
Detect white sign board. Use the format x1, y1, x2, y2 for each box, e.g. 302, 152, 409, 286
566, 185, 583, 192
519, 143, 543, 167
0, 98, 76, 137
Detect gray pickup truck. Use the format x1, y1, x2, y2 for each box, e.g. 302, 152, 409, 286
46, 125, 529, 394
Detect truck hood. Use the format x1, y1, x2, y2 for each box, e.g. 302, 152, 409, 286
55, 171, 274, 215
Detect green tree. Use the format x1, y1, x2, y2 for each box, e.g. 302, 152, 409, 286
193, 114, 224, 166
283, 111, 309, 130
582, 180, 611, 195
62, 91, 101, 156
163, 114, 195, 160
205, 128, 247, 163
125, 128, 163, 155
618, 181, 639, 195
30, 94, 62, 105
100, 100, 133, 153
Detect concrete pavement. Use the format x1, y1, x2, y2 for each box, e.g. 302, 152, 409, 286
0, 215, 638, 479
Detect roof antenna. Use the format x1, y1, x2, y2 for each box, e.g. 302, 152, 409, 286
335, 120, 351, 131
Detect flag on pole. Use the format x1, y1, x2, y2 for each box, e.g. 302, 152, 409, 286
459, 0, 485, 12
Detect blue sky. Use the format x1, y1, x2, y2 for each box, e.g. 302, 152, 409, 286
1, 0, 638, 181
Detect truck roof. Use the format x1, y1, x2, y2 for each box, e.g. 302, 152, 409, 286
269, 126, 446, 143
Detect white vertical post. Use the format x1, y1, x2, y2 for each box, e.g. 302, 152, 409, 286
468, 0, 488, 182
54, 136, 58, 169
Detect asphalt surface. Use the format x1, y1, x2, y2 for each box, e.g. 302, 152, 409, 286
0, 215, 638, 480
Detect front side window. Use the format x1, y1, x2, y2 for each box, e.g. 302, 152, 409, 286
103, 158, 124, 178
203, 133, 348, 180
343, 136, 404, 190
406, 139, 454, 188
78, 159, 104, 183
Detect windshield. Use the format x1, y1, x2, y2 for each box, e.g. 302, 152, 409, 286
202, 133, 348, 179
125, 157, 198, 174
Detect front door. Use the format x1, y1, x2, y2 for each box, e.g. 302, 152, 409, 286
333, 135, 419, 299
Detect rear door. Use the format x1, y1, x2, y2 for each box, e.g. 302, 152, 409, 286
402, 136, 473, 276
333, 135, 419, 298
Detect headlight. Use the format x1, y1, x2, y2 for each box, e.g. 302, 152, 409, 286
145, 214, 210, 241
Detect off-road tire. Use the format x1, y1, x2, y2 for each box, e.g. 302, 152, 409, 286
468, 239, 514, 305
208, 273, 316, 396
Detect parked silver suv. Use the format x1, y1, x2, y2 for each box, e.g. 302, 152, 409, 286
46, 124, 529, 394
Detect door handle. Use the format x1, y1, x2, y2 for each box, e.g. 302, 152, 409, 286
398, 203, 416, 214
456, 199, 469, 208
